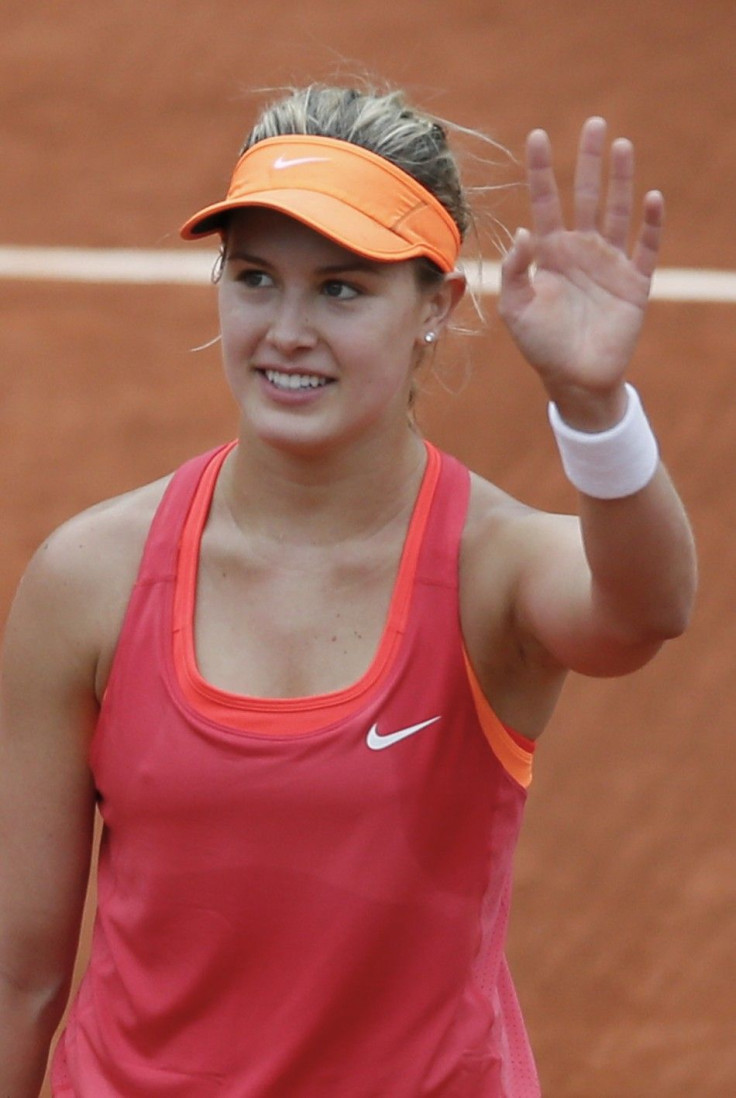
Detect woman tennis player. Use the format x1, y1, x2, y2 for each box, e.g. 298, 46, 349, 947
0, 84, 696, 1096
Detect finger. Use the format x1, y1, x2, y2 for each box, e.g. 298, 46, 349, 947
501, 228, 535, 281
603, 137, 635, 250
632, 190, 665, 279
573, 116, 607, 232
525, 128, 564, 236
499, 228, 536, 312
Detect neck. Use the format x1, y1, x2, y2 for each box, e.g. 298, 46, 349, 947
218, 422, 428, 547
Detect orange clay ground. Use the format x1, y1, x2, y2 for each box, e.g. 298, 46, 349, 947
1, 3, 734, 1094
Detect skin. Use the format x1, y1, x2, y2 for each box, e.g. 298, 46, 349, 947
0, 117, 696, 1095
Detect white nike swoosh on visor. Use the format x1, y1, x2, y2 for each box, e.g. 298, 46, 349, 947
366, 716, 442, 751
272, 155, 331, 169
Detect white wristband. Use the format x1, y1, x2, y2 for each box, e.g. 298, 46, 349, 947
548, 384, 659, 499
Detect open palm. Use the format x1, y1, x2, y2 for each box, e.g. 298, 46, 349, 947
499, 118, 664, 402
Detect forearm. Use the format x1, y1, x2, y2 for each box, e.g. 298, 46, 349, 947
547, 383, 697, 641
580, 463, 697, 641
0, 980, 66, 1098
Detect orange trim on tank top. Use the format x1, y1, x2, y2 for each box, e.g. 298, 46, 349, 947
172, 441, 441, 736
461, 647, 535, 789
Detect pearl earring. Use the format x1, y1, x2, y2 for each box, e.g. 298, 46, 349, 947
424, 331, 437, 345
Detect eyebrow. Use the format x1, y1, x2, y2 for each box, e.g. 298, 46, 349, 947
317, 259, 384, 276
225, 250, 385, 276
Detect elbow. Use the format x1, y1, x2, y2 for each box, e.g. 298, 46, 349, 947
661, 560, 699, 641
663, 604, 695, 642
636, 585, 697, 647
0, 964, 73, 1040
596, 580, 697, 675
633, 547, 699, 645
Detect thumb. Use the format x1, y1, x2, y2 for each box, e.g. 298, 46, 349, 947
501, 228, 536, 286
499, 228, 536, 316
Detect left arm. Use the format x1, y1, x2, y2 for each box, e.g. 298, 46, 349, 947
497, 117, 697, 676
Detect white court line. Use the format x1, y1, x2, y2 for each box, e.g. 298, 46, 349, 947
0, 246, 735, 302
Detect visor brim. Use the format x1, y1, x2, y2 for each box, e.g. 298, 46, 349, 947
180, 191, 454, 272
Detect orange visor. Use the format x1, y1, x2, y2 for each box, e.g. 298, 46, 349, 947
179, 135, 461, 272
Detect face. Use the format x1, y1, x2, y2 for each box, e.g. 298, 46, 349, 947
217, 208, 462, 456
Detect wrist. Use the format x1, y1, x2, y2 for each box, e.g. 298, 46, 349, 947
543, 383, 629, 432
548, 383, 660, 499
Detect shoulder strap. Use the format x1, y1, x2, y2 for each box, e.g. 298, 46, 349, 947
135, 444, 232, 584
413, 444, 471, 587
417, 447, 535, 788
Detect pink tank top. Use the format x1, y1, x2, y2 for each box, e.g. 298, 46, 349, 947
52, 442, 540, 1097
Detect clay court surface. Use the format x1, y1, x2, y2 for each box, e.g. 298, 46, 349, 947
1, 2, 734, 1095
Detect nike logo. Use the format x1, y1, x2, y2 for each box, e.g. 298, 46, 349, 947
366, 716, 441, 751
272, 155, 331, 170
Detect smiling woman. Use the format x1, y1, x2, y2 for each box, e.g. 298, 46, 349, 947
215, 207, 462, 455
0, 83, 695, 1098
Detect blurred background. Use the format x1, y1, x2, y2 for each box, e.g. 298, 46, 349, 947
2, 2, 734, 1094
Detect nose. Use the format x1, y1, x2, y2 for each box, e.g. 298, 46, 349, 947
265, 291, 317, 355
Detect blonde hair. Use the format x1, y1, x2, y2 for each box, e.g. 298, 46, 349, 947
242, 84, 472, 244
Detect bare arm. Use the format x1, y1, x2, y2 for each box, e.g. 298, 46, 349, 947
0, 536, 100, 1096
496, 118, 696, 677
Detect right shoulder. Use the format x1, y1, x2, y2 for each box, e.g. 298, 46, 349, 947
25, 472, 174, 597
4, 474, 175, 701
36, 473, 173, 578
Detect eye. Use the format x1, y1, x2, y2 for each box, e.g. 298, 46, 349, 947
237, 268, 274, 289
322, 280, 360, 301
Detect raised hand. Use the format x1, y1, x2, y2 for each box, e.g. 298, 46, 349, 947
498, 117, 664, 428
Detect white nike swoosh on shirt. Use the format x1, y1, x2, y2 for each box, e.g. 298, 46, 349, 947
272, 155, 331, 169
366, 716, 442, 751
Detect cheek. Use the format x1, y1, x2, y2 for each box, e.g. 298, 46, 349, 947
366, 295, 424, 349
217, 289, 235, 348
350, 315, 412, 367
378, 311, 425, 375
218, 290, 256, 358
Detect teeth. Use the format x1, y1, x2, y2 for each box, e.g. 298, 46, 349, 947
265, 369, 329, 391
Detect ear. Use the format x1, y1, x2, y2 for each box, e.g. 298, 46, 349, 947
419, 271, 467, 343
